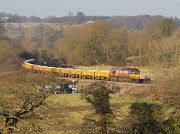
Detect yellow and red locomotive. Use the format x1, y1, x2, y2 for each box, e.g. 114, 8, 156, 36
109, 68, 140, 82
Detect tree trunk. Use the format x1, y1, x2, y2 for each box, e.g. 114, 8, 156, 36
101, 117, 107, 134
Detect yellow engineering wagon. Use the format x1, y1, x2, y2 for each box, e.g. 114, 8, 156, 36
33, 65, 43, 72
43, 66, 55, 73
82, 70, 95, 78
95, 71, 110, 79
61, 68, 71, 76
37, 65, 46, 72
22, 63, 34, 70
69, 69, 82, 77
54, 67, 62, 75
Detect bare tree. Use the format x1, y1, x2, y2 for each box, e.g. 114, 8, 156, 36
0, 84, 48, 134
0, 20, 5, 36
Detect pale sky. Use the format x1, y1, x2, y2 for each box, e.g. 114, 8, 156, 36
0, 0, 179, 18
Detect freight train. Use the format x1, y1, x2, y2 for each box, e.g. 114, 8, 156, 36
22, 59, 150, 83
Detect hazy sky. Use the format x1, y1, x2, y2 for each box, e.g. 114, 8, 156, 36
0, 0, 180, 18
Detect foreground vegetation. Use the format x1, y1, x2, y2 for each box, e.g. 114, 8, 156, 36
0, 68, 179, 133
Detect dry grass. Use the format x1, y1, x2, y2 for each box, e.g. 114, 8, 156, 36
37, 94, 93, 134
42, 93, 161, 134
1, 62, 177, 133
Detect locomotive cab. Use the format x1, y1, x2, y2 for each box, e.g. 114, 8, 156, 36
129, 68, 140, 80
109, 68, 140, 82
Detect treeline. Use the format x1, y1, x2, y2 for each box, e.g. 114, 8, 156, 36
1, 12, 180, 30
0, 12, 107, 24
52, 18, 179, 67
1, 17, 180, 68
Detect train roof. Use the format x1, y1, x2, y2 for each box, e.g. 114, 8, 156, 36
23, 59, 35, 63
111, 67, 140, 71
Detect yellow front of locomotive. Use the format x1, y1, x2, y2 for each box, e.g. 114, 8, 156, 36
130, 73, 140, 80
129, 69, 140, 80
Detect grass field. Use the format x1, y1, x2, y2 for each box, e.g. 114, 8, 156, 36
40, 93, 160, 134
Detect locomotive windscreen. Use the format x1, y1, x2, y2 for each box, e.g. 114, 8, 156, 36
130, 69, 140, 74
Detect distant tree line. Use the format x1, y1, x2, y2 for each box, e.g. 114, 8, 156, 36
1, 12, 180, 30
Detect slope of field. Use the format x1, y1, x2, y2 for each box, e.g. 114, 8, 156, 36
34, 93, 159, 134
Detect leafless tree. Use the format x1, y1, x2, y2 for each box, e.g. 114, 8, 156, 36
0, 84, 48, 134
0, 21, 5, 36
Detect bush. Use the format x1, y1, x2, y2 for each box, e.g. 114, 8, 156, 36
130, 102, 180, 134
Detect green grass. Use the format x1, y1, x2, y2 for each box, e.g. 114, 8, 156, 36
47, 93, 91, 108
43, 93, 163, 133
110, 95, 134, 105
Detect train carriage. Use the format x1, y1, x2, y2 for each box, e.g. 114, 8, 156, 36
61, 68, 71, 77
37, 65, 46, 72
22, 63, 34, 71
33, 65, 43, 73
43, 66, 56, 73
95, 71, 109, 79
69, 69, 82, 78
54, 67, 62, 75
82, 70, 95, 79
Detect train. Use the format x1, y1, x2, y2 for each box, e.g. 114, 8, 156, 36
22, 59, 150, 83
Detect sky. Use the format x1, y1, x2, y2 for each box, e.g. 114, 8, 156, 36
0, 0, 180, 18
